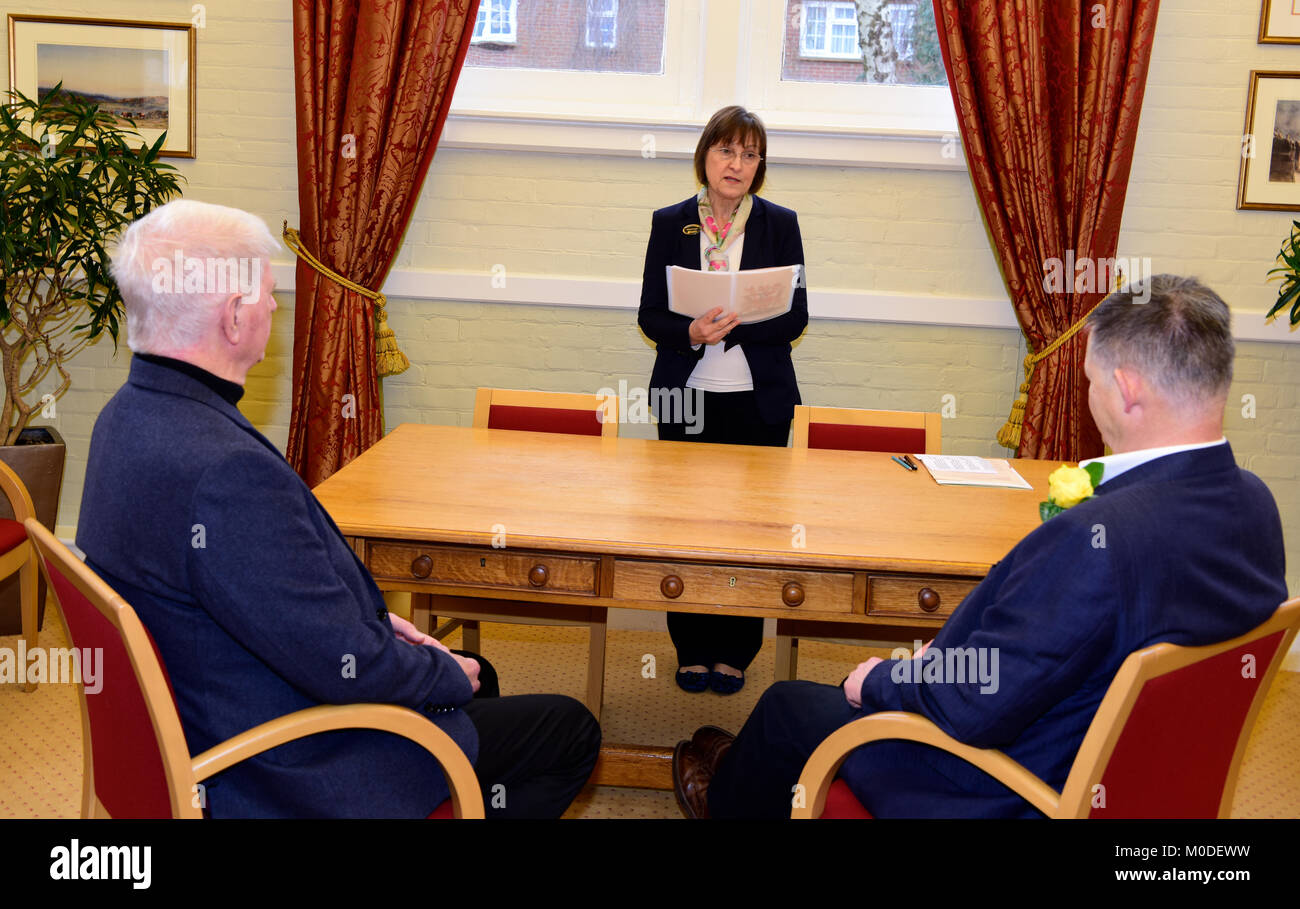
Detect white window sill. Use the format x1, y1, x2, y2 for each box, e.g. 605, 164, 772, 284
441, 110, 964, 171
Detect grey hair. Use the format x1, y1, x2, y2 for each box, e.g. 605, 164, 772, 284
1087, 274, 1234, 403
110, 199, 279, 353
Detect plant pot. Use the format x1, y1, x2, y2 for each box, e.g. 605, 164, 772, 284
0, 426, 66, 635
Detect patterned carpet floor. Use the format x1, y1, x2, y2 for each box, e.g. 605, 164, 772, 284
2, 613, 1297, 819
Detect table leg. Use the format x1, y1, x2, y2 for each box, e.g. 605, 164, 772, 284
774, 633, 799, 682
408, 592, 433, 635
461, 619, 481, 653
585, 616, 607, 722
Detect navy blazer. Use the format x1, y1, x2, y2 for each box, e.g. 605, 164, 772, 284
843, 443, 1288, 817
637, 194, 809, 425
77, 358, 478, 818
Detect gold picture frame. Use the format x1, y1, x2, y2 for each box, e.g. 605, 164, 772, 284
1260, 0, 1300, 44
1237, 70, 1300, 211
7, 14, 195, 158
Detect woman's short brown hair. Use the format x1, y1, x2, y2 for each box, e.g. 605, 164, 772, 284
694, 106, 767, 196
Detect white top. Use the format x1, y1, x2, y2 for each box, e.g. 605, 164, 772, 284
1080, 438, 1228, 486
686, 233, 753, 392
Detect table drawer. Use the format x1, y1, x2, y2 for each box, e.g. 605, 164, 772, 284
369, 542, 598, 595
867, 575, 978, 620
614, 560, 855, 613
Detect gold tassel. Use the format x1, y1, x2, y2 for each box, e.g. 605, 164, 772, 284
373, 296, 409, 378
282, 222, 408, 377
997, 371, 1030, 450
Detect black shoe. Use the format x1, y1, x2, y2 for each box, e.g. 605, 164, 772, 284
709, 669, 745, 695
675, 668, 711, 693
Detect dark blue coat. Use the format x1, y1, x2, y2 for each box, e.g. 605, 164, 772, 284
637, 194, 809, 425
845, 443, 1288, 817
77, 357, 477, 817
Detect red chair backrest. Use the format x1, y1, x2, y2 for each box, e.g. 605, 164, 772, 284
41, 555, 175, 818
807, 422, 927, 454
1090, 633, 1282, 818
487, 403, 603, 436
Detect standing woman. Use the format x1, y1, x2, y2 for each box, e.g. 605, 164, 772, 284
637, 105, 809, 695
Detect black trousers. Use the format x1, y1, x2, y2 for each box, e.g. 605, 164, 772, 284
657, 390, 789, 671
453, 650, 602, 819
707, 680, 857, 818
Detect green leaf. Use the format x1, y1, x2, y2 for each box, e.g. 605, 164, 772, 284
1083, 461, 1105, 489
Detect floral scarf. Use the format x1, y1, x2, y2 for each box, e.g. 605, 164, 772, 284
697, 188, 752, 271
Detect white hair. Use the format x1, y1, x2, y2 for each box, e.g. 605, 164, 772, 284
110, 199, 280, 354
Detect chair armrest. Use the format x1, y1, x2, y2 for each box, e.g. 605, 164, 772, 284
792, 711, 1062, 818
0, 459, 36, 523
191, 703, 484, 818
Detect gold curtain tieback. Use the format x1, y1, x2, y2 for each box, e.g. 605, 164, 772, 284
282, 222, 410, 377
996, 298, 1102, 450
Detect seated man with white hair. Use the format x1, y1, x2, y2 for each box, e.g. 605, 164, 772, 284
77, 199, 601, 818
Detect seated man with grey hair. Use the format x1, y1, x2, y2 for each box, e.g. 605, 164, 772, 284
77, 199, 600, 818
672, 274, 1288, 818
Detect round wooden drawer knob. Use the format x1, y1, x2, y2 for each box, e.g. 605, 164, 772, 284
660, 575, 684, 598
410, 555, 433, 579
918, 587, 941, 612
528, 564, 549, 587
782, 582, 805, 607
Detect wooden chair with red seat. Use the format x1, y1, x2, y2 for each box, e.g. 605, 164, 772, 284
402, 387, 619, 719
791, 404, 941, 455
24, 517, 483, 819
793, 596, 1300, 818
0, 460, 40, 692
779, 405, 943, 681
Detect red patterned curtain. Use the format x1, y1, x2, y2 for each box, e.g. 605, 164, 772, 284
933, 0, 1160, 460
289, 0, 478, 486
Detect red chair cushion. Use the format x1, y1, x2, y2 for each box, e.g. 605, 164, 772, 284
427, 800, 455, 819
820, 779, 873, 818
808, 423, 926, 454
1091, 633, 1283, 818
42, 555, 174, 818
487, 404, 603, 436
0, 518, 27, 555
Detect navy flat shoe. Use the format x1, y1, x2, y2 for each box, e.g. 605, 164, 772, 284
709, 670, 745, 695
675, 668, 711, 693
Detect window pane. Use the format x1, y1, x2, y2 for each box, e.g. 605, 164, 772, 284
782, 0, 948, 86
467, 0, 664, 74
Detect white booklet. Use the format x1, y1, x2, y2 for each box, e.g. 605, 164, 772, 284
666, 264, 798, 324
913, 454, 1033, 490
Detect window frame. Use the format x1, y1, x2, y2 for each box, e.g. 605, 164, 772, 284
448, 0, 960, 170
471, 0, 518, 46
585, 0, 619, 50
799, 1, 861, 61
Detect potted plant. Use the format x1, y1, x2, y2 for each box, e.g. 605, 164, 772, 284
0, 86, 184, 634
1268, 220, 1300, 326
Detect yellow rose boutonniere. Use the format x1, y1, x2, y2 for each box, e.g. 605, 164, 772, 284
1040, 462, 1104, 522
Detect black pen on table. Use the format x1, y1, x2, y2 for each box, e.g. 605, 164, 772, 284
890, 455, 916, 471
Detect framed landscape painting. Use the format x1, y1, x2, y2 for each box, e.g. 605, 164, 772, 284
7, 15, 195, 158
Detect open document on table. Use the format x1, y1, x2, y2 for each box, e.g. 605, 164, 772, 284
666, 264, 798, 324
914, 454, 1033, 490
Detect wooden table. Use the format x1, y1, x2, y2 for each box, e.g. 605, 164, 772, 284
314, 423, 1057, 787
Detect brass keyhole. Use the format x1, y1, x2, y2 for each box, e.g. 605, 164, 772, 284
480, 557, 487, 567
729, 577, 737, 587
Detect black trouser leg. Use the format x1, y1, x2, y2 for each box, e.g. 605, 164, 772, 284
451, 649, 499, 699
460, 694, 602, 819
667, 612, 764, 671
707, 680, 857, 819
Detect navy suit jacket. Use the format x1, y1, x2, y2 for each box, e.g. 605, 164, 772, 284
77, 358, 478, 818
637, 194, 809, 424
844, 443, 1287, 817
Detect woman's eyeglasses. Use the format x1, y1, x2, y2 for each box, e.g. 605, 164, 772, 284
712, 146, 762, 165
